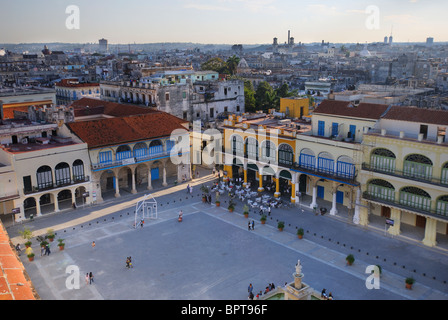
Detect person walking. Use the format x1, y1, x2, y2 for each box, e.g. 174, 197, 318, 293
268, 206, 271, 216
248, 283, 253, 295
186, 184, 190, 193
91, 241, 96, 249
45, 244, 51, 256
85, 273, 89, 285
89, 272, 94, 284
41, 245, 46, 256
248, 221, 251, 231
251, 220, 255, 230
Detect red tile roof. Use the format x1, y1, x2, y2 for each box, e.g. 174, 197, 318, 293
66, 112, 189, 148
0, 222, 38, 300
71, 98, 157, 117
313, 100, 390, 120
383, 106, 448, 125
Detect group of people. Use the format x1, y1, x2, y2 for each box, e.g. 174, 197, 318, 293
321, 288, 334, 300
247, 220, 255, 230
247, 282, 276, 300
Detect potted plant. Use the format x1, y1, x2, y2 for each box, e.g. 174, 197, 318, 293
277, 221, 285, 231
405, 277, 415, 290
346, 254, 355, 266
19, 227, 33, 247
47, 229, 55, 242
297, 228, 304, 239
57, 239, 65, 251
27, 253, 35, 262
243, 205, 249, 218
40, 240, 49, 248
228, 201, 235, 212
260, 215, 267, 224
215, 194, 220, 207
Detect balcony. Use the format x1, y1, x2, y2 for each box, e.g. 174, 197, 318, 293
291, 162, 359, 186
23, 176, 90, 195
362, 191, 448, 222
362, 163, 448, 188
92, 150, 174, 171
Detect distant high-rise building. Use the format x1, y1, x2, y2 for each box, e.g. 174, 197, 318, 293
384, 36, 388, 44
388, 36, 393, 45
426, 37, 434, 46
99, 38, 108, 53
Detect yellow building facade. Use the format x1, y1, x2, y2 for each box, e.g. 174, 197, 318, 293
279, 97, 309, 119
359, 106, 448, 246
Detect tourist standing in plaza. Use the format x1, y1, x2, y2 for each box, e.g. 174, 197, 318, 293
89, 272, 94, 284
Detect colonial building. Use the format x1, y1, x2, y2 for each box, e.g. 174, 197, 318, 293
99, 70, 244, 125
63, 107, 190, 202
359, 106, 448, 245
0, 104, 92, 222
54, 78, 100, 105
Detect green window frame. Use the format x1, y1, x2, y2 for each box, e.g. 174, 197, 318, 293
367, 180, 395, 202
399, 187, 431, 211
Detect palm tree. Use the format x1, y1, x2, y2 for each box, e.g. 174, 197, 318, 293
226, 55, 240, 76
265, 90, 279, 111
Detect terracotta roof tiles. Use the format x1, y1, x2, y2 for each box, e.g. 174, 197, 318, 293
313, 100, 389, 120
66, 112, 189, 148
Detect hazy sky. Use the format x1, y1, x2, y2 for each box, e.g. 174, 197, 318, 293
0, 0, 447, 44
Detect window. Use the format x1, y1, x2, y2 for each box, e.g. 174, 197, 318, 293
317, 152, 334, 174
299, 149, 315, 169
55, 163, 71, 186
73, 160, 85, 181
420, 125, 428, 139
399, 187, 431, 211
318, 121, 325, 136
331, 123, 339, 137
210, 108, 214, 118
367, 179, 395, 202
403, 154, 433, 180
99, 151, 112, 164
278, 144, 294, 166
23, 176, 32, 193
36, 166, 53, 189
348, 125, 356, 140
371, 148, 396, 172
182, 91, 187, 99
165, 93, 170, 101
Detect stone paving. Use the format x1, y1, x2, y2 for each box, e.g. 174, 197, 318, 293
5, 169, 448, 300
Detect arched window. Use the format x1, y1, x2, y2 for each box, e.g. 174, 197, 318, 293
299, 148, 315, 169
399, 187, 431, 211
317, 152, 334, 174
37, 166, 53, 189
278, 144, 294, 166
261, 140, 276, 162
367, 179, 395, 202
231, 135, 244, 156
149, 140, 163, 156
73, 160, 85, 181
245, 138, 258, 161
436, 195, 448, 216
55, 163, 71, 186
116, 145, 132, 161
442, 162, 448, 185
370, 148, 396, 172
403, 154, 433, 180
336, 155, 355, 179
134, 142, 148, 159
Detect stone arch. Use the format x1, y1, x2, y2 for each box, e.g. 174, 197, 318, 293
57, 189, 73, 210
23, 197, 37, 219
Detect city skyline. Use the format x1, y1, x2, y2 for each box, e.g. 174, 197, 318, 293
0, 0, 447, 45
